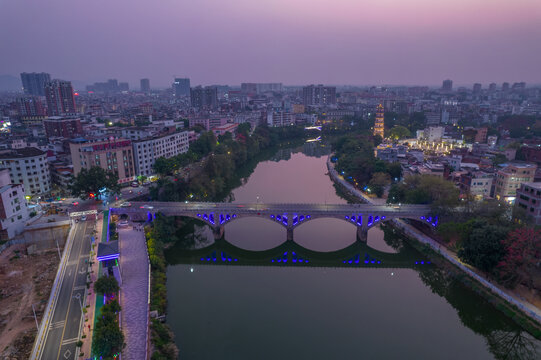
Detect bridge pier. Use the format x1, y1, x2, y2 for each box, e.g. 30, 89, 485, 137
356, 226, 368, 243
287, 228, 294, 242
213, 226, 224, 240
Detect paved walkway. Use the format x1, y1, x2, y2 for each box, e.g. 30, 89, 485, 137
327, 156, 541, 324
119, 223, 150, 360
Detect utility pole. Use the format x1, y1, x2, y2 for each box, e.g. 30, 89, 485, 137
31, 303, 39, 331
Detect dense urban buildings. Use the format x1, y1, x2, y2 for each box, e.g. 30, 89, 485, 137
44, 79, 76, 116
20, 72, 51, 96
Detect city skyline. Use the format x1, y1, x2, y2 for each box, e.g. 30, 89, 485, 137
1, 0, 540, 88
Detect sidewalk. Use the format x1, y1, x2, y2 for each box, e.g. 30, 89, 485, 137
119, 223, 150, 360
327, 155, 541, 324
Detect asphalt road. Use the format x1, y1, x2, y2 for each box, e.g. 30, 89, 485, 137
39, 220, 92, 360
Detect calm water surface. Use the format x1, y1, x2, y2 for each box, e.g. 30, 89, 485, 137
166, 144, 540, 360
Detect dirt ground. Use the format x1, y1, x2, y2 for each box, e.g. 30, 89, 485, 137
0, 244, 60, 359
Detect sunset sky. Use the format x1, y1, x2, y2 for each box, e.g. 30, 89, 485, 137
1, 0, 540, 87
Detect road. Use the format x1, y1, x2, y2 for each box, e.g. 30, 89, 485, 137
113, 201, 431, 217
37, 220, 93, 360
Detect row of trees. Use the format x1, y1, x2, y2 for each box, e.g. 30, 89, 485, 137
150, 125, 306, 202
92, 275, 124, 358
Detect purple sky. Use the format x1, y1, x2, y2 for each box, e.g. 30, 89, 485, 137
2, 0, 541, 88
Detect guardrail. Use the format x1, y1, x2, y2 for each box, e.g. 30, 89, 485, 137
30, 221, 78, 359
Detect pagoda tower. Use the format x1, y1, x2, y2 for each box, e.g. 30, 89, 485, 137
373, 104, 385, 138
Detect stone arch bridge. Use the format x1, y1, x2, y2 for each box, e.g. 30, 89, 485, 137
111, 202, 437, 242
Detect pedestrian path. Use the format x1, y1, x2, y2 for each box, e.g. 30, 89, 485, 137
119, 223, 150, 360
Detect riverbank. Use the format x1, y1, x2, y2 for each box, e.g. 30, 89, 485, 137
326, 155, 541, 333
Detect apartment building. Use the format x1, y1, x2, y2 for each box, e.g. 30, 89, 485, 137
133, 131, 189, 176
0, 169, 29, 240
515, 182, 541, 225
69, 137, 136, 184
494, 163, 537, 202
0, 147, 51, 196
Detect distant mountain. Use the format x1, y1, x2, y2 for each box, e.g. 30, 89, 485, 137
0, 75, 22, 92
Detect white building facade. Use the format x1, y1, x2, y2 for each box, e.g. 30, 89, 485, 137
0, 169, 29, 240
133, 131, 189, 176
0, 147, 51, 196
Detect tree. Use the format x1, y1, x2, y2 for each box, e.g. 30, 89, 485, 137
69, 167, 120, 199
94, 275, 119, 297
388, 125, 411, 140
458, 223, 507, 273
369, 172, 391, 198
496, 228, 541, 289
153, 157, 175, 177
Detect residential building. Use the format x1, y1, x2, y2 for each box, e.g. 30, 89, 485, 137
0, 169, 29, 240
173, 78, 191, 97
44, 79, 77, 116
459, 171, 493, 200
425, 126, 444, 142
43, 117, 83, 138
140, 78, 150, 92
302, 85, 336, 106
190, 86, 218, 109
494, 163, 537, 202
474, 127, 488, 143
69, 138, 136, 184
132, 131, 189, 176
516, 182, 541, 225
0, 147, 51, 196
20, 72, 51, 96
473, 83, 482, 94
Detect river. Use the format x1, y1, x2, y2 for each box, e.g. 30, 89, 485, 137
165, 143, 541, 359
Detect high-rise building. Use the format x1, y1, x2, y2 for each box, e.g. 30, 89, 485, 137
502, 82, 510, 92
473, 83, 482, 93
488, 83, 497, 92
20, 72, 51, 96
118, 82, 129, 92
44, 80, 77, 116
373, 104, 385, 138
16, 97, 46, 117
302, 85, 336, 106
140, 78, 150, 92
190, 86, 218, 109
173, 78, 191, 97
442, 79, 453, 92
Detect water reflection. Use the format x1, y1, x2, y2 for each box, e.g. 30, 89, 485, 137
165, 143, 541, 360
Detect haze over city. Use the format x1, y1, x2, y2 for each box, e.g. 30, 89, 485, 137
2, 0, 541, 87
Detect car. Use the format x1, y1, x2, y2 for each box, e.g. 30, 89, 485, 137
140, 205, 154, 209
120, 202, 132, 207
72, 201, 79, 206
81, 215, 87, 221
118, 220, 129, 227
131, 182, 139, 187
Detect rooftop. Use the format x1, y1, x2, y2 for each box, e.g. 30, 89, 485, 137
0, 147, 46, 159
